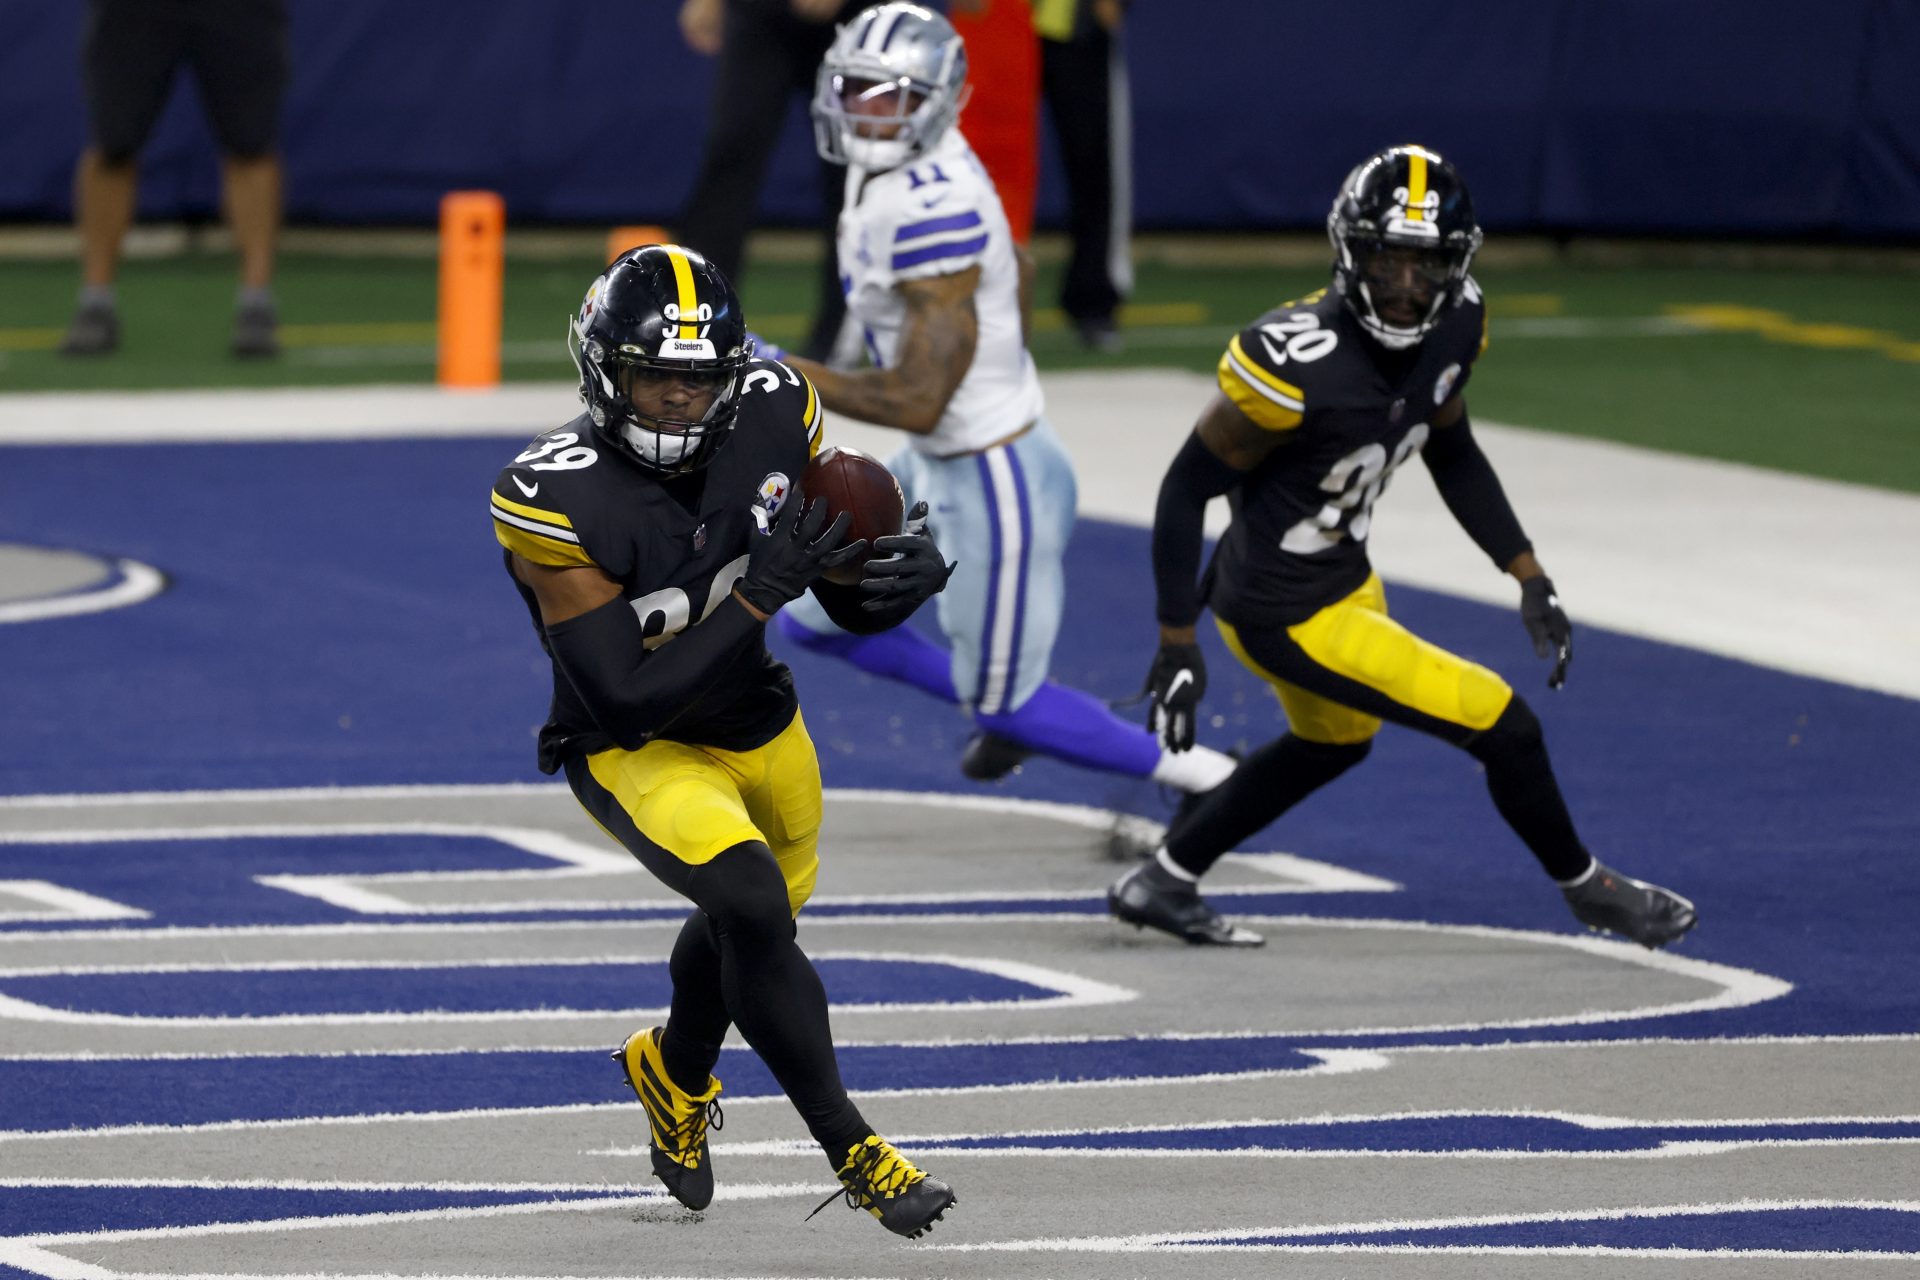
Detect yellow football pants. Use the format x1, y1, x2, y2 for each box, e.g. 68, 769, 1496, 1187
1218, 574, 1513, 745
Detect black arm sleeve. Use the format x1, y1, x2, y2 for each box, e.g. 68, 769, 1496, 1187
544, 594, 763, 749
1153, 432, 1245, 626
806, 578, 917, 635
1420, 410, 1533, 571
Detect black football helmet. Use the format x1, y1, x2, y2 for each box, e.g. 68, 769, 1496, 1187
1328, 144, 1483, 350
569, 244, 752, 474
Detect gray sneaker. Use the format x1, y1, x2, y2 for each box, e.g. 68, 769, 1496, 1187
59, 301, 119, 356
1562, 860, 1697, 949
230, 299, 280, 358
1108, 863, 1264, 946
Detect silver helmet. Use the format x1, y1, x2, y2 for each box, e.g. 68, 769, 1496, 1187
811, 2, 970, 172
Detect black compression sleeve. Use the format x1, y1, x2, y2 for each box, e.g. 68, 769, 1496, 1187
1153, 432, 1244, 626
544, 593, 763, 748
1421, 411, 1533, 571
806, 578, 915, 635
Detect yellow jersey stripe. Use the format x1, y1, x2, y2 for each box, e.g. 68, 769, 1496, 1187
1225, 334, 1305, 404
492, 515, 595, 568
1218, 352, 1304, 431
800, 373, 824, 458
664, 245, 699, 328
1406, 150, 1428, 221
1479, 308, 1491, 357
490, 500, 581, 545
491, 490, 574, 528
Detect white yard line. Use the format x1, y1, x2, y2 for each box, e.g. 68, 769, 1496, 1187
0, 374, 1914, 699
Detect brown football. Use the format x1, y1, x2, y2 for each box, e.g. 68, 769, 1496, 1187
801, 444, 905, 585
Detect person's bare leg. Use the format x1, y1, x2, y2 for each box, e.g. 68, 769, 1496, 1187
61, 147, 137, 354
222, 153, 280, 291
76, 147, 138, 288
223, 154, 281, 356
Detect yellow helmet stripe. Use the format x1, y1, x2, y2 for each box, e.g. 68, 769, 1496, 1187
663, 244, 700, 328
1405, 150, 1429, 221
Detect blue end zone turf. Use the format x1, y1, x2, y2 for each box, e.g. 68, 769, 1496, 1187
1222, 1206, 1920, 1253
0, 1186, 628, 1239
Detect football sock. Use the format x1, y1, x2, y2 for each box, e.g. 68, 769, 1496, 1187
976, 679, 1164, 776
1150, 744, 1239, 792
773, 613, 957, 702
1153, 846, 1199, 883
1465, 697, 1593, 881
685, 843, 871, 1158
79, 284, 115, 309
1167, 734, 1372, 877
659, 910, 730, 1093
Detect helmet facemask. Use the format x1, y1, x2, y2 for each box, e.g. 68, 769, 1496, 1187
570, 314, 746, 475
1338, 237, 1475, 350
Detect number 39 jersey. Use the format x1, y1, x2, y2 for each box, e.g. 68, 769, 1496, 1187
1207, 284, 1490, 628
490, 360, 825, 772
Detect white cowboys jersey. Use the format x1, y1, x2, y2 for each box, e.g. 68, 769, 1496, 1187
838, 128, 1045, 456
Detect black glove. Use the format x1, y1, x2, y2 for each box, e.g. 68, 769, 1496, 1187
738, 488, 866, 616
859, 501, 955, 612
1520, 575, 1573, 689
1145, 641, 1207, 752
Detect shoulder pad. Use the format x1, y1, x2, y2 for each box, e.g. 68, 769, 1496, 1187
738, 359, 826, 459
867, 164, 989, 281
1217, 294, 1338, 432
490, 427, 603, 568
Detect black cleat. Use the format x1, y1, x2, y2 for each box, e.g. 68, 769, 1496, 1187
1107, 863, 1264, 946
613, 1027, 723, 1211
808, 1135, 955, 1238
59, 300, 119, 356
960, 731, 1031, 781
1561, 860, 1698, 949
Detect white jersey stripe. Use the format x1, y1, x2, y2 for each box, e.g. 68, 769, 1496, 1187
489, 505, 581, 544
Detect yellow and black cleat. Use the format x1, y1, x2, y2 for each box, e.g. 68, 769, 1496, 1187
613, 1026, 724, 1211
807, 1135, 955, 1239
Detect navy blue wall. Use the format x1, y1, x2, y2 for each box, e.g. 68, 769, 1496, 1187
1, 0, 1914, 235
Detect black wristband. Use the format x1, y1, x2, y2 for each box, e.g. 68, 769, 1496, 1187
1422, 412, 1533, 570
1153, 432, 1243, 627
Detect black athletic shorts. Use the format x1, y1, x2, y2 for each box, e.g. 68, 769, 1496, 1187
83, 0, 290, 160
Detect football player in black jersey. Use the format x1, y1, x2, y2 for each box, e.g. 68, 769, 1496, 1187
1108, 146, 1698, 952
491, 245, 956, 1237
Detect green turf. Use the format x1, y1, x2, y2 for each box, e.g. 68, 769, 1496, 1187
2, 251, 1915, 492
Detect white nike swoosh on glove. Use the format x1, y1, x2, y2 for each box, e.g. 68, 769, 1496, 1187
1165, 670, 1194, 700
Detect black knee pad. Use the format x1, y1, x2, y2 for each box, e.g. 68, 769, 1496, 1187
1468, 696, 1544, 765
688, 842, 796, 949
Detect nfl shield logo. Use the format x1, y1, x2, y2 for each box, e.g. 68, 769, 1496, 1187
692, 523, 707, 551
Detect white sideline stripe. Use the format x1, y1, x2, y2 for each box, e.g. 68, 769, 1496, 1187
3, 1181, 827, 1248
0, 559, 165, 625
707, 1136, 1920, 1162
0, 880, 149, 923
923, 1197, 1920, 1256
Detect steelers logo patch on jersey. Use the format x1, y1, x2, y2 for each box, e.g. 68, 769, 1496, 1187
1434, 362, 1462, 405
751, 472, 791, 534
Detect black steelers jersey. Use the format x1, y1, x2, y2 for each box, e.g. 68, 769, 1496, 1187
491, 359, 825, 771
1208, 283, 1490, 627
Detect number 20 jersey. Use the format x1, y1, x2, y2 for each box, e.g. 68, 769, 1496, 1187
1207, 284, 1489, 628
490, 360, 825, 772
